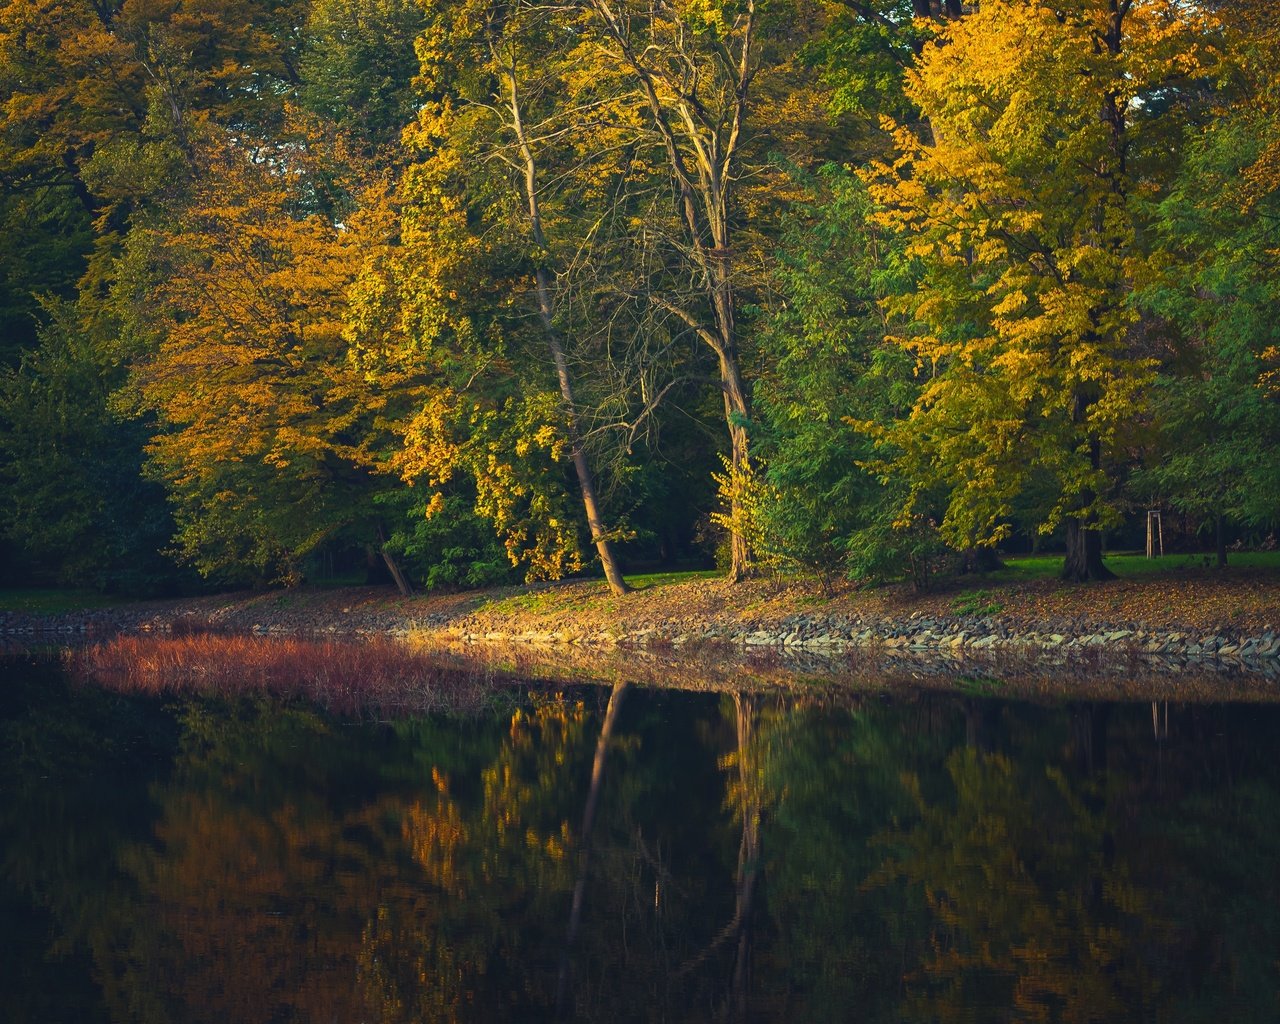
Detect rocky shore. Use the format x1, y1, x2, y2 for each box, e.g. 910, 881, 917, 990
444, 613, 1280, 677
4, 574, 1278, 678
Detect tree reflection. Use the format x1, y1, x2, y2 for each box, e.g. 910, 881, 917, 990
556, 681, 629, 1016
5, 660, 1280, 1023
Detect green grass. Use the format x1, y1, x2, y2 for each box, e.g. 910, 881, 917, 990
957, 674, 1006, 696
476, 568, 722, 615
623, 568, 723, 590
995, 549, 1280, 582
478, 590, 570, 615
949, 589, 1005, 616
0, 588, 123, 614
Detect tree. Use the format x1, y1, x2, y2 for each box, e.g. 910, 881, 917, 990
130, 119, 411, 587
298, 0, 426, 151
0, 0, 311, 587
346, 101, 594, 584
754, 166, 929, 582
866, 0, 1223, 580
577, 0, 771, 580
1132, 9, 1280, 563
0, 299, 176, 590
410, 0, 636, 594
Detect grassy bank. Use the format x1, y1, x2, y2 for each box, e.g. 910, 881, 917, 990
3, 550, 1278, 639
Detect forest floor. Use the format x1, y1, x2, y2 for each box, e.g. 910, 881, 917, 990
4, 552, 1278, 640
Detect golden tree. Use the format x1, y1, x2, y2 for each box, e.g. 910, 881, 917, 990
133, 116, 404, 585
867, 0, 1224, 580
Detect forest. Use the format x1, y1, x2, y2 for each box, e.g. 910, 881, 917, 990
1, 0, 1277, 597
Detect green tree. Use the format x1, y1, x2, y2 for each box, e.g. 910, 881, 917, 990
1135, 28, 1280, 563
298, 0, 426, 150
0, 299, 177, 590
755, 167, 931, 582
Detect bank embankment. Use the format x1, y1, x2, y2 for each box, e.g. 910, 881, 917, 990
4, 568, 1279, 679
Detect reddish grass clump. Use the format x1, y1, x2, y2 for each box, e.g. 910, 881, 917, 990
67, 633, 502, 716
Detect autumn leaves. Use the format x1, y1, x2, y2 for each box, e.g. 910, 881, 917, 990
1, 0, 1276, 590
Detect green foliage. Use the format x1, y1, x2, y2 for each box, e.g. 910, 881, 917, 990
0, 187, 93, 366
801, 0, 926, 124
299, 0, 426, 148
1135, 102, 1280, 534
0, 300, 177, 592
754, 167, 928, 582
378, 489, 515, 590
0, 0, 1278, 593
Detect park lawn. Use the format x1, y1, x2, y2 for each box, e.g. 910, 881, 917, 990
996, 550, 1280, 581
623, 568, 723, 589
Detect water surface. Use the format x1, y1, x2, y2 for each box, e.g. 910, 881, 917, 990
3, 654, 1279, 1022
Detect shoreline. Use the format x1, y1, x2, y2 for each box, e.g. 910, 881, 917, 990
3, 571, 1279, 678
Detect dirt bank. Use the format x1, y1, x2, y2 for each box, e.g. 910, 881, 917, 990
4, 568, 1278, 672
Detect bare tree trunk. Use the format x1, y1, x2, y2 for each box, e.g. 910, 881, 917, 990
1215, 508, 1228, 568
381, 549, 414, 597
376, 524, 413, 596
586, 0, 757, 580
503, 53, 631, 596
718, 344, 753, 581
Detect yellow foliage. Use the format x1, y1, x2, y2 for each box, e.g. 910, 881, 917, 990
862, 0, 1222, 548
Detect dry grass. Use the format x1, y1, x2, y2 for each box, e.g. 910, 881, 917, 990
67, 632, 504, 716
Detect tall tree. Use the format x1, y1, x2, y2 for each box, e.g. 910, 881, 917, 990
754, 167, 929, 582
578, 0, 769, 579
130, 119, 411, 587
1134, 16, 1280, 562
412, 0, 635, 594
866, 0, 1223, 580
347, 102, 595, 584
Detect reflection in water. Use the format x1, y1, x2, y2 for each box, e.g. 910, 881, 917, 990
3, 654, 1280, 1022
557, 682, 629, 1017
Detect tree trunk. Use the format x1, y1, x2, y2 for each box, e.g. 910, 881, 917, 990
1061, 518, 1114, 582
1057, 2, 1129, 588
586, 0, 756, 581
376, 525, 413, 597
381, 549, 413, 597
1061, 385, 1115, 582
1215, 509, 1228, 567
505, 61, 631, 597
719, 345, 754, 582
537, 283, 631, 597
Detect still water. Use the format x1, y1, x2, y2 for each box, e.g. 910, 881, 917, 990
3, 654, 1280, 1022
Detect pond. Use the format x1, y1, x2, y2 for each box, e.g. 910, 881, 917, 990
3, 645, 1280, 1022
